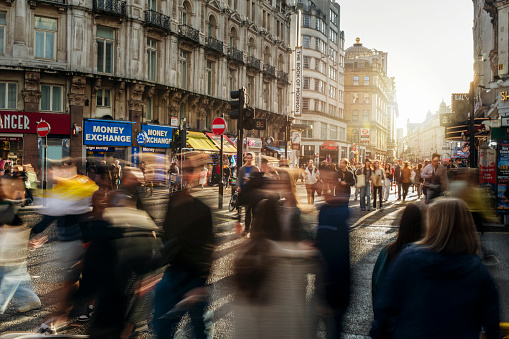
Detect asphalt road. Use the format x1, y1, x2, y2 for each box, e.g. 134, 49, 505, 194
1, 183, 507, 338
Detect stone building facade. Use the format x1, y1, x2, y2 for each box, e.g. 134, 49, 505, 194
0, 0, 292, 171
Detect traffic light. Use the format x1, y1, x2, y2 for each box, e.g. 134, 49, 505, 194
229, 88, 245, 120
173, 129, 181, 151
243, 107, 255, 130
180, 127, 189, 150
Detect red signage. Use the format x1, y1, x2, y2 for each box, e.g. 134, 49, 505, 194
320, 141, 340, 152
0, 112, 70, 135
212, 117, 227, 136
37, 121, 51, 137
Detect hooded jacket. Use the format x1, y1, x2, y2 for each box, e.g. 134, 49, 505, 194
371, 245, 499, 339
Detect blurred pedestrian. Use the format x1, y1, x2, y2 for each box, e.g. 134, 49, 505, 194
233, 196, 322, 339
414, 164, 423, 198
316, 191, 351, 339
393, 160, 402, 200
304, 160, 319, 204
357, 159, 372, 211
371, 198, 499, 339
371, 203, 423, 304
236, 153, 260, 236
383, 163, 392, 202
110, 160, 122, 190
332, 159, 355, 203
371, 161, 385, 210
153, 154, 215, 339
401, 162, 412, 202
421, 153, 448, 204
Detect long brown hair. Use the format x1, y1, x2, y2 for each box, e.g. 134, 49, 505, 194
387, 203, 424, 262
417, 198, 480, 255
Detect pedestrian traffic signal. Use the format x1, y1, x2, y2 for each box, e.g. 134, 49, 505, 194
173, 129, 181, 151
229, 88, 245, 120
243, 107, 255, 130
180, 128, 189, 150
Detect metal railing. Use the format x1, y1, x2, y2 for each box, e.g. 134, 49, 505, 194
205, 37, 223, 54
278, 70, 288, 82
179, 24, 199, 43
228, 47, 244, 63
263, 64, 276, 76
247, 56, 261, 70
145, 10, 171, 32
33, 0, 65, 4
93, 0, 127, 16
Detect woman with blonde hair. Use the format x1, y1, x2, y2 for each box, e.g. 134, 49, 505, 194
371, 198, 499, 339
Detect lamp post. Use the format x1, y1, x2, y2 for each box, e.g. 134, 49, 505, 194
469, 82, 476, 168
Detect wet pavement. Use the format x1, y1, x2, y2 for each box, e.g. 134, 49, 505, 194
1, 183, 507, 338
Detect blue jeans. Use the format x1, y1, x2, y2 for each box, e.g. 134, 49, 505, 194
0, 265, 40, 314
152, 266, 209, 339
360, 186, 371, 210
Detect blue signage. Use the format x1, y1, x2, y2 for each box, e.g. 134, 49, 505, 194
136, 131, 149, 146
84, 120, 133, 146
141, 124, 174, 148
132, 147, 140, 167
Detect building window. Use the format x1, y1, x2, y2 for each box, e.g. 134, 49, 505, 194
364, 76, 370, 85
302, 98, 309, 110
352, 92, 359, 104
146, 97, 152, 121
330, 125, 337, 139
329, 47, 336, 61
363, 109, 369, 121
361, 92, 369, 104
206, 61, 213, 95
181, 2, 189, 25
40, 85, 62, 112
352, 110, 359, 121
35, 16, 57, 60
302, 36, 310, 48
315, 38, 326, 54
180, 50, 188, 89
302, 120, 313, 138
247, 75, 254, 101
315, 17, 326, 34
339, 108, 343, 119
321, 123, 327, 139
339, 90, 343, 103
303, 56, 310, 69
303, 77, 310, 89
0, 12, 6, 55
314, 99, 319, 111
329, 85, 336, 99
352, 129, 359, 143
339, 127, 345, 141
329, 66, 337, 81
329, 29, 337, 43
330, 9, 338, 26
353, 76, 359, 86
147, 39, 157, 81
0, 82, 16, 109
96, 89, 111, 107
303, 14, 310, 27
97, 26, 114, 74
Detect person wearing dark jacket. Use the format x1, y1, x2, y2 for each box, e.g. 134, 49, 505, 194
371, 198, 499, 339
393, 160, 402, 200
153, 154, 215, 339
316, 193, 350, 339
332, 158, 355, 203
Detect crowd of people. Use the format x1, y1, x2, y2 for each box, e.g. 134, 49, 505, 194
0, 151, 502, 339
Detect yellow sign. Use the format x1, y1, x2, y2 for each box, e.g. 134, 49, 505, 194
502, 91, 509, 101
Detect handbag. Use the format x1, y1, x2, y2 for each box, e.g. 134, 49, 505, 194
356, 174, 365, 188
372, 174, 382, 187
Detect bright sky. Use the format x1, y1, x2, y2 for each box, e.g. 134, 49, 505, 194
338, 0, 474, 132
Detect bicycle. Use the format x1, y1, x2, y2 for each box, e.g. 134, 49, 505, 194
229, 190, 239, 212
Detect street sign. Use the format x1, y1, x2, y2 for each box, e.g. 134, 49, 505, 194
212, 117, 226, 136
136, 130, 149, 146
253, 118, 266, 130
37, 120, 51, 137
501, 117, 509, 127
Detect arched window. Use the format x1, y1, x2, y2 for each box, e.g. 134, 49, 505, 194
263, 46, 271, 65
208, 15, 216, 38
230, 27, 238, 48
278, 54, 284, 71
181, 2, 189, 25
248, 38, 255, 57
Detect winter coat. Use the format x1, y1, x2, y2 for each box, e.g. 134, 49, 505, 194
371, 245, 499, 339
233, 241, 323, 339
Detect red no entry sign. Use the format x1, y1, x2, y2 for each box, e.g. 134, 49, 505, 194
37, 120, 51, 137
212, 117, 226, 136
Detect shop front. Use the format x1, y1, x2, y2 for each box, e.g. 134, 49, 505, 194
83, 119, 134, 165
0, 111, 70, 173
319, 141, 340, 164
246, 138, 263, 164
137, 124, 175, 183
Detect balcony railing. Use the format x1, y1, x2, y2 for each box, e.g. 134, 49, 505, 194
31, 0, 65, 5
263, 64, 276, 77
179, 25, 199, 43
247, 56, 261, 70
278, 70, 289, 82
145, 10, 171, 33
228, 47, 244, 63
93, 0, 127, 17
205, 37, 223, 54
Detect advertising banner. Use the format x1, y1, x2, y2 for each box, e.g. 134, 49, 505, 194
131, 147, 140, 167
497, 141, 509, 213
294, 47, 302, 117
480, 148, 497, 209
141, 124, 174, 148
83, 120, 133, 146
360, 128, 370, 144
0, 111, 70, 134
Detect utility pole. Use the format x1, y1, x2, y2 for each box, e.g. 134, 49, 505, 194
230, 88, 246, 178
469, 82, 476, 168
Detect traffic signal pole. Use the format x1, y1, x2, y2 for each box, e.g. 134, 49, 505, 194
469, 82, 476, 168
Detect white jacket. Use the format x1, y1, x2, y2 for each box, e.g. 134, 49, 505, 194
304, 167, 319, 185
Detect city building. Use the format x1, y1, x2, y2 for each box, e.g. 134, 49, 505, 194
290, 0, 346, 166
344, 38, 392, 164
0, 0, 293, 172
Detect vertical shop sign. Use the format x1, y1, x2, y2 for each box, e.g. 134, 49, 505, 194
132, 147, 140, 167
294, 47, 302, 117
497, 141, 509, 213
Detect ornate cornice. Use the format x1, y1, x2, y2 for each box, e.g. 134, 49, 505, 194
22, 90, 41, 103
24, 72, 40, 92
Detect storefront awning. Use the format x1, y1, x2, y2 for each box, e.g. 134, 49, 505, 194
265, 146, 285, 154
205, 132, 237, 153
187, 131, 219, 152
